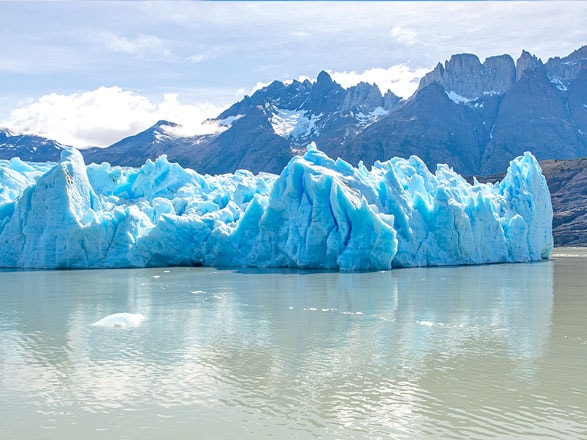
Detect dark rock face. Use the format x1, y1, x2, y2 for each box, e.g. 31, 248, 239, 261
545, 46, 587, 81
418, 53, 516, 99
480, 64, 586, 175
540, 158, 587, 247
348, 82, 497, 174
183, 108, 292, 175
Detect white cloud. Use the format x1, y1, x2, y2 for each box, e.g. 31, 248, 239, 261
102, 33, 172, 59
188, 53, 208, 63
1, 87, 226, 148
329, 65, 430, 99
250, 81, 273, 94
390, 26, 417, 46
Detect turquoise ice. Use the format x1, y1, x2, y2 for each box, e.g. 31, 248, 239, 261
0, 144, 552, 270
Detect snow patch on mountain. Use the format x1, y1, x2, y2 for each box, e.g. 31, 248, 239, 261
446, 91, 485, 109
356, 107, 389, 127
217, 114, 244, 128
270, 109, 322, 139
270, 109, 304, 137
446, 91, 472, 104
549, 75, 568, 92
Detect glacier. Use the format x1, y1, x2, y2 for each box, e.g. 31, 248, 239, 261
0, 144, 552, 271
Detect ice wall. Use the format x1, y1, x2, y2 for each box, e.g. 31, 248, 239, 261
0, 145, 553, 270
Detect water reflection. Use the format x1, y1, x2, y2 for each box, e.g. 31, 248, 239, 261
1, 259, 583, 440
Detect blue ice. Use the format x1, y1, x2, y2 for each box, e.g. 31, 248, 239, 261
0, 144, 553, 271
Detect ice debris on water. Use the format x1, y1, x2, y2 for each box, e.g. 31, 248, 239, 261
0, 144, 553, 271
91, 313, 146, 328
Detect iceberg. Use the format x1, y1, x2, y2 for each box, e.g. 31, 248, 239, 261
0, 144, 552, 271
91, 313, 146, 328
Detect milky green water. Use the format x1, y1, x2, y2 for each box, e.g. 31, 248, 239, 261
1, 249, 586, 439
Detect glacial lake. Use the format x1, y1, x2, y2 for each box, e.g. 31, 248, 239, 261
1, 249, 586, 440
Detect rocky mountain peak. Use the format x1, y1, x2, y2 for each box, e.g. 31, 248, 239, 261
341, 82, 384, 113
383, 90, 401, 109
0, 128, 16, 141
565, 45, 587, 61
315, 70, 334, 86
217, 71, 398, 124
516, 50, 543, 80
418, 53, 515, 99
154, 120, 178, 128
545, 45, 587, 82
305, 71, 345, 114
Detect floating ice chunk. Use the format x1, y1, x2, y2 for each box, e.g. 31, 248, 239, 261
417, 320, 444, 327
91, 313, 146, 328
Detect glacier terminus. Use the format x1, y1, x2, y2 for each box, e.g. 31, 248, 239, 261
0, 145, 552, 271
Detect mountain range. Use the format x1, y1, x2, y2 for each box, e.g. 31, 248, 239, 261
3, 45, 587, 177
78, 70, 401, 174
2, 45, 587, 245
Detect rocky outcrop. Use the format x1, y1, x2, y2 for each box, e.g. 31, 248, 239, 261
516, 50, 543, 81
83, 120, 197, 168
539, 158, 587, 246
341, 81, 385, 113
417, 53, 516, 99
545, 46, 587, 81
347, 82, 495, 174
480, 61, 586, 175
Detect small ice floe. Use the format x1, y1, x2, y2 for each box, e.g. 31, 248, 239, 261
91, 313, 146, 329
417, 320, 445, 327
342, 311, 364, 316
191, 290, 205, 294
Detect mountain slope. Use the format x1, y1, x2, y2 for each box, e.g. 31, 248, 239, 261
348, 82, 501, 175
0, 129, 67, 162
83, 120, 198, 167
85, 72, 400, 175
211, 71, 400, 163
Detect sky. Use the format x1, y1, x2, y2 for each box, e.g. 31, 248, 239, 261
0, 1, 586, 148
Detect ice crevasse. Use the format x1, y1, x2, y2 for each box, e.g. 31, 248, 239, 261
0, 144, 552, 271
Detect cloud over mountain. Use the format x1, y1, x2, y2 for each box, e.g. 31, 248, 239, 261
1, 87, 224, 147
